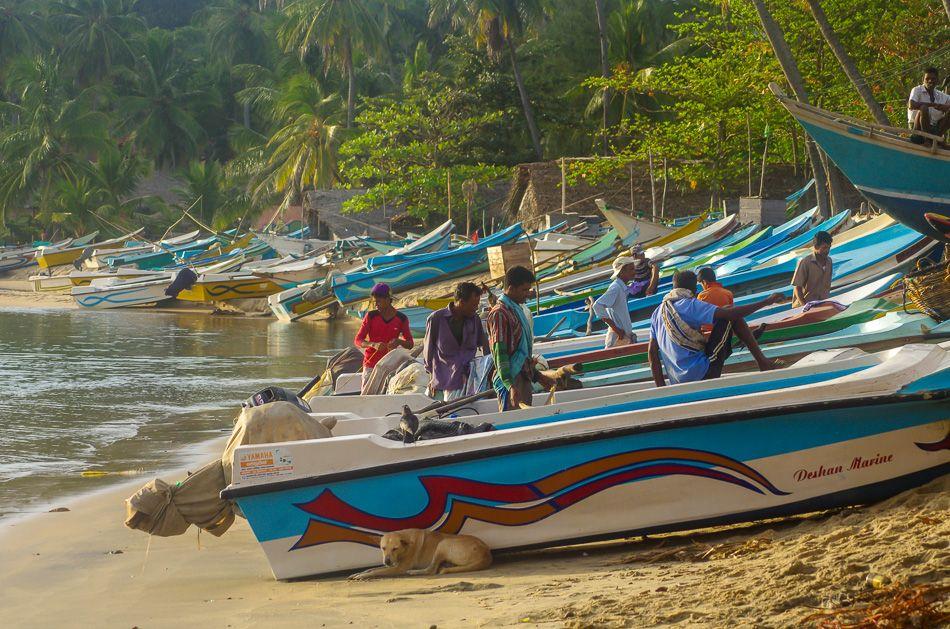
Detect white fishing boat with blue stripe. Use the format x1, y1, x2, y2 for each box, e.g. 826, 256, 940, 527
222, 342, 950, 579
771, 83, 950, 242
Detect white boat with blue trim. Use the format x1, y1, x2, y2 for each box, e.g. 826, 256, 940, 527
222, 342, 950, 579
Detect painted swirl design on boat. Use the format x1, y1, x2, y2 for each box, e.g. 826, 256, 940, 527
915, 430, 950, 452
289, 447, 787, 551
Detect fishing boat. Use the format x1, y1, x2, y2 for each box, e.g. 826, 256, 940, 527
176, 273, 284, 302
83, 230, 201, 269
331, 223, 524, 305
770, 83, 950, 242
35, 229, 143, 269
594, 200, 675, 244
645, 214, 739, 261
222, 342, 950, 579
71, 274, 175, 309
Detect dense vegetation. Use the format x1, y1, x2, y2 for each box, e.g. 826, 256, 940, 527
0, 0, 946, 240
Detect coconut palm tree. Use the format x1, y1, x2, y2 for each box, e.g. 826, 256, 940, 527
0, 1, 46, 74
249, 74, 343, 208
50, 173, 110, 234
429, 0, 547, 160
264, 0, 386, 128
0, 55, 111, 231
49, 0, 145, 86
115, 29, 220, 168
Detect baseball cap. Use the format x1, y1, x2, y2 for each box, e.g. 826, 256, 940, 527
611, 256, 637, 279
370, 283, 391, 297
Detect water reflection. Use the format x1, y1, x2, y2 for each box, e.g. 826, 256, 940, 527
0, 307, 359, 518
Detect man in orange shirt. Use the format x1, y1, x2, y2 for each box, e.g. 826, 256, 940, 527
697, 267, 733, 333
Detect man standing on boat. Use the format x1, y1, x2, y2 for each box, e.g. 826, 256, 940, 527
648, 270, 782, 386
354, 283, 414, 394
487, 266, 554, 411
423, 282, 491, 401
592, 255, 639, 348
791, 231, 833, 308
908, 67, 950, 146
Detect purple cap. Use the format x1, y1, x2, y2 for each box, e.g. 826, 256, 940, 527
371, 283, 391, 297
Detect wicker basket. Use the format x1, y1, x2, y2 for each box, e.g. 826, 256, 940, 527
903, 254, 950, 322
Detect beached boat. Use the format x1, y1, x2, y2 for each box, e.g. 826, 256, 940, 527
71, 274, 174, 309
645, 214, 739, 261
35, 230, 142, 269
331, 223, 524, 305
222, 342, 950, 579
176, 273, 284, 302
595, 201, 674, 244
83, 230, 201, 269
771, 83, 950, 242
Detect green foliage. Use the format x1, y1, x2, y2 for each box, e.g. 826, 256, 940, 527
339, 76, 510, 221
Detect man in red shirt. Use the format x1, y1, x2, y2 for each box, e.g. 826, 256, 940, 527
354, 283, 414, 394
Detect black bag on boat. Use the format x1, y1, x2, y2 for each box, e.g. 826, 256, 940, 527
382, 419, 494, 442
241, 386, 312, 414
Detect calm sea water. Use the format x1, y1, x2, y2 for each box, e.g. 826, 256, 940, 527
0, 307, 359, 519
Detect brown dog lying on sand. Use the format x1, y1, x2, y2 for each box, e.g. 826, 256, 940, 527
349, 529, 492, 580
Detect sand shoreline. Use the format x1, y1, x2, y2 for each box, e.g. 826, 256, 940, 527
1, 448, 945, 628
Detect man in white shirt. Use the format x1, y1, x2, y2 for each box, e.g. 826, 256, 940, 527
908, 67, 950, 146
591, 256, 639, 348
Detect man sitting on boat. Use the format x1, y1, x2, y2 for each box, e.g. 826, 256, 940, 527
908, 67, 950, 146
648, 270, 783, 386
423, 282, 491, 401
487, 266, 555, 410
354, 283, 414, 394
791, 231, 833, 308
626, 244, 659, 298
592, 255, 640, 348
697, 266, 733, 333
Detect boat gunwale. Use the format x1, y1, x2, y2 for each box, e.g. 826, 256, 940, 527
220, 387, 948, 500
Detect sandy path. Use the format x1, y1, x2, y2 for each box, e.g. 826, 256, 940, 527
1, 461, 945, 628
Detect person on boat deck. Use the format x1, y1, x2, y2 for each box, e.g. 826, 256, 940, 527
423, 281, 491, 401
354, 283, 414, 394
626, 244, 660, 298
487, 266, 555, 411
908, 67, 950, 146
591, 256, 639, 348
791, 230, 833, 308
648, 270, 783, 386
697, 266, 733, 333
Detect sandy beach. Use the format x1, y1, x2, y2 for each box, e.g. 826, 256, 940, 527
1, 440, 945, 629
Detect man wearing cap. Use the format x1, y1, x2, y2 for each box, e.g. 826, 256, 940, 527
354, 283, 414, 394
591, 256, 639, 348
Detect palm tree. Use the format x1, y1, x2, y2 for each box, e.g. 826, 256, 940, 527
802, 0, 889, 126
115, 29, 220, 168
177, 160, 227, 227
429, 0, 546, 160
49, 0, 145, 86
0, 1, 46, 75
594, 0, 609, 154
265, 0, 386, 128
249, 74, 343, 208
0, 55, 111, 231
50, 174, 110, 234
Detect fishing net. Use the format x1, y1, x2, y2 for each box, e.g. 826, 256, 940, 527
903, 248, 950, 322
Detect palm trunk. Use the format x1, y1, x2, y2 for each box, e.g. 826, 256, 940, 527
944, 0, 950, 22
803, 0, 889, 126
506, 35, 543, 161
344, 35, 355, 128
594, 0, 610, 155
749, 0, 831, 218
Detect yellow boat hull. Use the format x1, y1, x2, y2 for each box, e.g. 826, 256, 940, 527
177, 278, 283, 302
36, 248, 84, 269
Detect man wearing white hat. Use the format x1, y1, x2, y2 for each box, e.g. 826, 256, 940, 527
591, 256, 640, 348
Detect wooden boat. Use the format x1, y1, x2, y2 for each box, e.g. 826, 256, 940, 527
35, 230, 143, 269
108, 235, 219, 269
83, 230, 201, 269
176, 273, 284, 302
363, 220, 455, 265
331, 223, 524, 305
594, 200, 675, 244
222, 342, 950, 579
645, 214, 739, 261
771, 83, 950, 242
71, 274, 174, 309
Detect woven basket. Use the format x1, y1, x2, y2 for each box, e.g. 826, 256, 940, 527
903, 254, 950, 322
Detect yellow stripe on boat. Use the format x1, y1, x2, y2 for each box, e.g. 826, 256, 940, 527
646, 212, 708, 249
177, 277, 283, 302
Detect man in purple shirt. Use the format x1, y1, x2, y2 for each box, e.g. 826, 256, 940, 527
423, 282, 491, 400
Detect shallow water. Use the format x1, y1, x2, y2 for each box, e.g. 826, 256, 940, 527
0, 307, 358, 519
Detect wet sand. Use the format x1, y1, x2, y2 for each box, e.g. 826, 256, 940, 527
1, 452, 945, 629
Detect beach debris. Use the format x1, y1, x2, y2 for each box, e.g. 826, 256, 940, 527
804, 583, 949, 628
48, 507, 70, 512
865, 573, 891, 589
